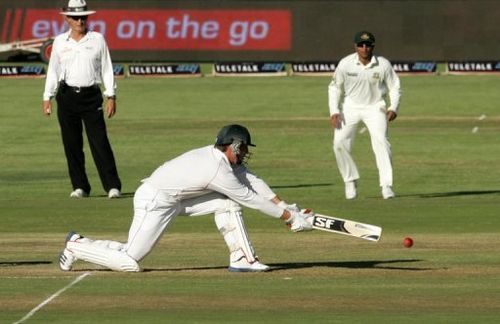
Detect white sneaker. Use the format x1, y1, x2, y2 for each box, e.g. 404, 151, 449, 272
345, 181, 357, 199
70, 189, 88, 198
59, 249, 76, 271
382, 186, 395, 199
59, 231, 82, 271
108, 188, 121, 199
228, 256, 270, 272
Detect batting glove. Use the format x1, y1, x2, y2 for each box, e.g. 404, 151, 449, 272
278, 201, 301, 213
287, 209, 313, 232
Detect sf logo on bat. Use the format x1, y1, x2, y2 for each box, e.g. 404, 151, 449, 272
313, 216, 346, 232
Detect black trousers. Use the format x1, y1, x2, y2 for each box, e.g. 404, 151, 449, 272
56, 83, 121, 194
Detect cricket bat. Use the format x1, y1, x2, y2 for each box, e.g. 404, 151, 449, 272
311, 213, 382, 242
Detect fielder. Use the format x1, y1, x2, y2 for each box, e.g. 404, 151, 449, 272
328, 31, 401, 199
59, 124, 313, 272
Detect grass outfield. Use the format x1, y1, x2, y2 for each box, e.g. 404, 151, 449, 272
1, 74, 500, 323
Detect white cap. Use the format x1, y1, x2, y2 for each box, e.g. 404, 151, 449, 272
60, 0, 96, 16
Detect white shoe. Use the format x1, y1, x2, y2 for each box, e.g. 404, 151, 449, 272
345, 181, 357, 199
108, 188, 121, 199
228, 256, 270, 272
70, 189, 88, 198
382, 186, 395, 199
59, 231, 82, 271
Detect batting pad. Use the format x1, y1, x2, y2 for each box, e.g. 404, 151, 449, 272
215, 206, 256, 263
67, 241, 141, 272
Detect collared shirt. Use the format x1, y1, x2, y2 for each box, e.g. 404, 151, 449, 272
144, 145, 284, 218
328, 53, 401, 115
43, 30, 116, 100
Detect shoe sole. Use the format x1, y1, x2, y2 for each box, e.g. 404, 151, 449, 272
59, 231, 80, 271
59, 251, 72, 271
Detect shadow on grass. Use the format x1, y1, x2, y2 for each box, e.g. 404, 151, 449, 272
270, 183, 333, 189
0, 261, 52, 267
90, 186, 334, 198
142, 265, 228, 272
71, 266, 229, 272
91, 185, 334, 198
268, 259, 435, 271
89, 188, 500, 199
398, 190, 500, 198
140, 259, 434, 272
93, 192, 135, 198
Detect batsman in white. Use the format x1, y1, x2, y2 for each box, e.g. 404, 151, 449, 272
59, 124, 313, 272
328, 31, 401, 200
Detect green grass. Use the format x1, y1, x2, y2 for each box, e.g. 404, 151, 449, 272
1, 74, 500, 323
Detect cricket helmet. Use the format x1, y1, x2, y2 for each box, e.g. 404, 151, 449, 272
215, 124, 255, 147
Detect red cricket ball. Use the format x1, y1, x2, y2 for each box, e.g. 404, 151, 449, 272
403, 237, 414, 248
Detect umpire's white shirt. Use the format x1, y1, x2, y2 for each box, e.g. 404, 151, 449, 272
144, 145, 284, 218
328, 53, 401, 115
43, 30, 116, 100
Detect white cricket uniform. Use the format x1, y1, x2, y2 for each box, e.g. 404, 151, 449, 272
43, 30, 116, 100
125, 145, 284, 261
328, 53, 401, 187
66, 145, 285, 271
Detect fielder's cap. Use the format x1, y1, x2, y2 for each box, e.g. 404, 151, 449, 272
215, 124, 256, 147
60, 0, 96, 16
354, 31, 375, 45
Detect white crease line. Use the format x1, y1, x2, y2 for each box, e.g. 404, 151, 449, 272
13, 272, 91, 324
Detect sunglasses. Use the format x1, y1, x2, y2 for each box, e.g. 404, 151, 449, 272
68, 15, 88, 21
356, 42, 374, 48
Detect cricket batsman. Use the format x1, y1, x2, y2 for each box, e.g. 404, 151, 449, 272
59, 124, 313, 272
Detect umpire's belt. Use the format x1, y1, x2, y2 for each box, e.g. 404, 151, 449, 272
60, 81, 99, 93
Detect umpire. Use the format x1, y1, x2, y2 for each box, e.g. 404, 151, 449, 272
42, 0, 121, 199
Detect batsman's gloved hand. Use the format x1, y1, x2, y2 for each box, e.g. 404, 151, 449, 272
286, 209, 314, 232
278, 201, 301, 213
